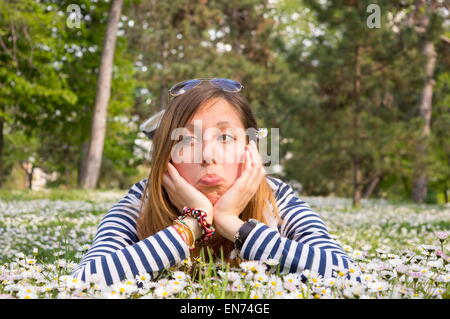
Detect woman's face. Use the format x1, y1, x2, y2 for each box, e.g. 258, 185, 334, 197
171, 97, 247, 204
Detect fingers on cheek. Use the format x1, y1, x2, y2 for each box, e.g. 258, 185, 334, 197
168, 162, 181, 178
245, 149, 251, 170
248, 146, 257, 167
167, 163, 176, 176
250, 140, 260, 162
163, 174, 174, 189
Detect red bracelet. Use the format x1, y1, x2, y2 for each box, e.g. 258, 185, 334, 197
180, 207, 215, 243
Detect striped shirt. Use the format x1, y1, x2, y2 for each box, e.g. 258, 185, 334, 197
71, 176, 360, 286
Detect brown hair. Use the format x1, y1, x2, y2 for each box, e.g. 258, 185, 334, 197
136, 82, 279, 265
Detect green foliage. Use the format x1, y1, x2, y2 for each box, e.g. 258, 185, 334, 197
0, 0, 448, 204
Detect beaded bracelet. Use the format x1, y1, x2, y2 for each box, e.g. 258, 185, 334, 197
180, 207, 215, 243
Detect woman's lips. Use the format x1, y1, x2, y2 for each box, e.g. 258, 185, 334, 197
199, 174, 223, 186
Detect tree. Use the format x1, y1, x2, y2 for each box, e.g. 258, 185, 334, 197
411, 0, 441, 203
0, 0, 77, 187
79, 0, 124, 189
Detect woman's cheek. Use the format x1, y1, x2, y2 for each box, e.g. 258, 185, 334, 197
236, 162, 245, 179
235, 148, 246, 177
172, 163, 197, 184
221, 162, 243, 184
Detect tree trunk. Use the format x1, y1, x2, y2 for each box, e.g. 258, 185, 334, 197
79, 0, 124, 189
20, 161, 34, 190
27, 166, 34, 190
159, 82, 167, 110
412, 2, 436, 203
363, 174, 381, 199
352, 43, 363, 208
444, 180, 448, 203
78, 142, 89, 187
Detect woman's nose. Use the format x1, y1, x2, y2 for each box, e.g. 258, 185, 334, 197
201, 140, 217, 164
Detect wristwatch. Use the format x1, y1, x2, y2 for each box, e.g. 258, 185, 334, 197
234, 219, 259, 251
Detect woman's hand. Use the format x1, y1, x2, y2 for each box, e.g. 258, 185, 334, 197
213, 140, 266, 220
162, 162, 213, 224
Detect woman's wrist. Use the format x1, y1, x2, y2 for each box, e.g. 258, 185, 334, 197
214, 215, 245, 242
182, 216, 203, 240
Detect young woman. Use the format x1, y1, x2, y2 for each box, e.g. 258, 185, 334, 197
71, 78, 359, 287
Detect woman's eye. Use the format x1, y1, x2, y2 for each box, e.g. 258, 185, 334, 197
218, 134, 235, 143
181, 135, 198, 145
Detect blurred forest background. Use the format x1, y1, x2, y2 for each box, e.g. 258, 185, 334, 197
0, 0, 449, 206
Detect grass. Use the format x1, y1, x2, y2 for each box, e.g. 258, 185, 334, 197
0, 188, 125, 202
0, 189, 449, 299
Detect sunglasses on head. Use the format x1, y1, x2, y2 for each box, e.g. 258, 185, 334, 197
168, 78, 243, 97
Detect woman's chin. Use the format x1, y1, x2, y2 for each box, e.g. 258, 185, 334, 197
197, 186, 228, 205
206, 195, 219, 205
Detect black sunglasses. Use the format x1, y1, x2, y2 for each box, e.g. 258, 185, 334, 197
168, 78, 243, 97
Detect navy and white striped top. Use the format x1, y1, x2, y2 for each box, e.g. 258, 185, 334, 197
71, 176, 359, 286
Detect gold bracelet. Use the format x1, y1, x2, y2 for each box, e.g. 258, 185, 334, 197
174, 219, 195, 249
172, 224, 189, 244
176, 219, 194, 246
178, 221, 195, 249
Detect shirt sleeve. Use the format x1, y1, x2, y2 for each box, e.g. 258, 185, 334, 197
70, 179, 190, 286
239, 177, 361, 281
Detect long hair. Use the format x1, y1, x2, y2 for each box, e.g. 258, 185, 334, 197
136, 82, 279, 264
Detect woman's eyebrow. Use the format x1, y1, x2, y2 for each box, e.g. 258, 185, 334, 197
215, 121, 240, 127
185, 121, 240, 129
